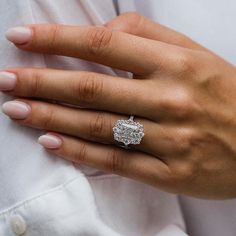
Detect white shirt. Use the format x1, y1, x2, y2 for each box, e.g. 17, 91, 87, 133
0, 1, 185, 235
0, 0, 235, 235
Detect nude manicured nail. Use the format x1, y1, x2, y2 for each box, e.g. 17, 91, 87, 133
38, 134, 62, 149
0, 72, 17, 91
2, 101, 31, 119
5, 27, 33, 44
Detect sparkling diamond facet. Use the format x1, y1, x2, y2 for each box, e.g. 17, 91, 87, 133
113, 117, 144, 146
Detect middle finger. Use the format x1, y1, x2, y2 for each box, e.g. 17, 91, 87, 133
3, 68, 156, 119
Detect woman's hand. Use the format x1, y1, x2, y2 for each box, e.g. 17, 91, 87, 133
2, 13, 236, 199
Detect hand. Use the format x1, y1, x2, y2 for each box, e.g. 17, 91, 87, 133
2, 13, 236, 199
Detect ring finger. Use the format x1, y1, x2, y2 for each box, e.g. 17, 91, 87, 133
2, 99, 179, 158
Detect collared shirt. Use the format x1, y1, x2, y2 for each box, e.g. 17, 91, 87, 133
0, 1, 186, 235
0, 0, 236, 235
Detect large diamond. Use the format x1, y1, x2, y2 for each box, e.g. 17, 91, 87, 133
113, 118, 144, 146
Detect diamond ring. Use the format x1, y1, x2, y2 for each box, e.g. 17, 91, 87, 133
113, 116, 145, 148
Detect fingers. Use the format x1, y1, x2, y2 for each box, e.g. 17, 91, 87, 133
38, 132, 171, 190
106, 12, 207, 51
1, 67, 201, 122
6, 24, 181, 75
5, 99, 175, 157
4, 68, 155, 118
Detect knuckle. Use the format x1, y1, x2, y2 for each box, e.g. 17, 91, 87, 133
173, 101, 194, 120
47, 24, 60, 49
172, 128, 196, 154
89, 112, 111, 140
87, 27, 113, 55
119, 12, 143, 28
105, 12, 144, 34
74, 74, 104, 105
106, 148, 124, 174
159, 98, 175, 112
171, 162, 198, 185
123, 12, 145, 34
159, 97, 189, 118
39, 106, 56, 129
148, 165, 173, 187
73, 142, 87, 163
195, 54, 221, 87
159, 89, 200, 120
24, 69, 43, 96
175, 51, 197, 76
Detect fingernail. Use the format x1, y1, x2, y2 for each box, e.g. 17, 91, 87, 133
38, 134, 62, 149
5, 26, 33, 44
2, 101, 31, 119
0, 72, 17, 91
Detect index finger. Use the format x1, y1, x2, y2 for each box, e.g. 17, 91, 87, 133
6, 24, 176, 75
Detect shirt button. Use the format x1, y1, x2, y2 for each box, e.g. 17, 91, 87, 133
10, 214, 27, 235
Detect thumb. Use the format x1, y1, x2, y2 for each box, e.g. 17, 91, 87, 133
105, 12, 207, 51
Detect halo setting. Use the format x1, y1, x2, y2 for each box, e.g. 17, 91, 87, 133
113, 116, 144, 147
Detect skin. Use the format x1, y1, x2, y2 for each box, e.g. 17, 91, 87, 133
2, 12, 236, 199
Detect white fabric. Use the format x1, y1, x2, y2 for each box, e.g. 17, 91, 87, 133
0, 0, 185, 235
136, 1, 236, 236
0, 0, 236, 235
136, 0, 236, 64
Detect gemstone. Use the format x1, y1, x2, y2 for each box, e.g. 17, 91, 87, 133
113, 118, 144, 146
